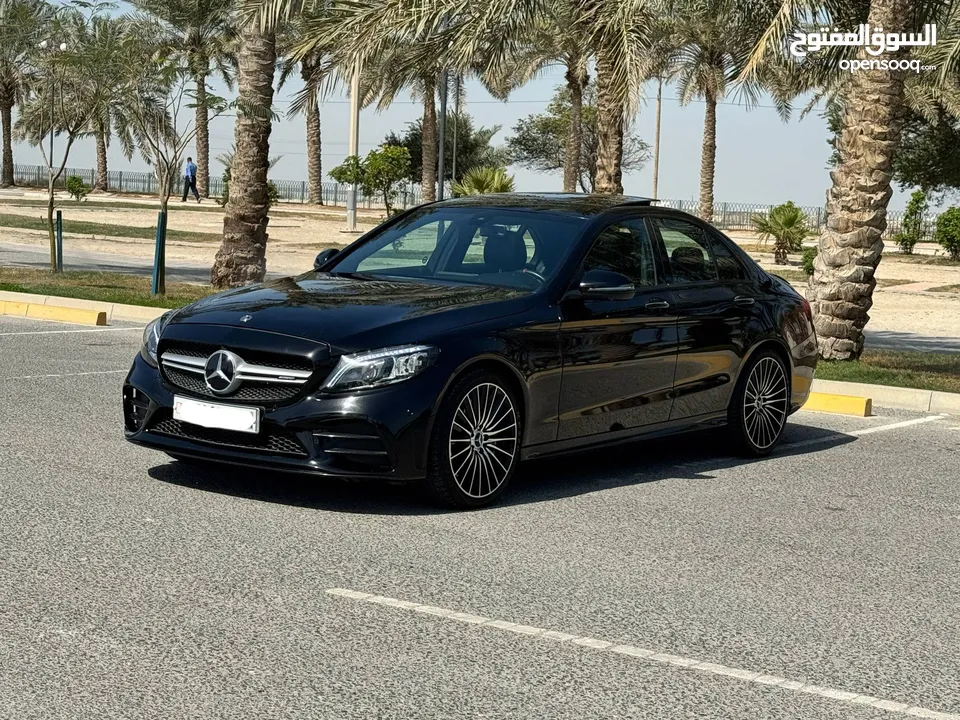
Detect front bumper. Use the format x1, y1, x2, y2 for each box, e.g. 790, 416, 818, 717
123, 354, 435, 481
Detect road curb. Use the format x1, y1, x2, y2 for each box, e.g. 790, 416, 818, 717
1, 298, 106, 325
811, 378, 960, 415
0, 290, 165, 323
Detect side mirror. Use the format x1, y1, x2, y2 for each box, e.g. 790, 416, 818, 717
314, 248, 339, 272
577, 269, 636, 301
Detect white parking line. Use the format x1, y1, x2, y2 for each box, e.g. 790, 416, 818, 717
326, 588, 960, 720
0, 327, 144, 336
0, 369, 128, 381
849, 415, 948, 436
787, 414, 946, 450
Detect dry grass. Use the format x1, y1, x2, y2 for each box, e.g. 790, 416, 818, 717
0, 267, 214, 308
816, 349, 960, 394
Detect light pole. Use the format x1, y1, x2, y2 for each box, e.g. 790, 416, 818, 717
437, 70, 448, 200
344, 62, 361, 233
37, 38, 68, 272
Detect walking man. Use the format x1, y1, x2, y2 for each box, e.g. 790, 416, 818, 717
181, 156, 200, 203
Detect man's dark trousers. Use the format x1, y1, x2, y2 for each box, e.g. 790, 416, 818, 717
182, 176, 199, 201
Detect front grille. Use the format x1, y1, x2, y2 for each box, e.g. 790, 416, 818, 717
159, 342, 325, 404
164, 366, 302, 402
164, 343, 312, 371
148, 414, 308, 457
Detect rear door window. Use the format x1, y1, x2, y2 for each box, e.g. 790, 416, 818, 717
649, 217, 719, 284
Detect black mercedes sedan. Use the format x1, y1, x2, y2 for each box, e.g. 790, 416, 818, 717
124, 193, 817, 508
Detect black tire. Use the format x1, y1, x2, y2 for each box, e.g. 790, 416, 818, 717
727, 349, 790, 457
423, 369, 522, 509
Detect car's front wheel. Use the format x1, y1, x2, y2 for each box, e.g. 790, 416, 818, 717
728, 349, 790, 456
424, 369, 521, 509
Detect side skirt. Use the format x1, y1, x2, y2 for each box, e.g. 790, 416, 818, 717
520, 412, 728, 461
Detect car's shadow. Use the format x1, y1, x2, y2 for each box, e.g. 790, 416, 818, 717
148, 423, 854, 516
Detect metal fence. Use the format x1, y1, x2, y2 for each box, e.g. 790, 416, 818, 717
10, 163, 424, 210
656, 199, 936, 241
8, 163, 937, 239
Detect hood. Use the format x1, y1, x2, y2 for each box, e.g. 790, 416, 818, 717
168, 273, 534, 350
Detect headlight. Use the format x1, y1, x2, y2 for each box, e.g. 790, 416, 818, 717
140, 311, 173, 367
323, 344, 437, 391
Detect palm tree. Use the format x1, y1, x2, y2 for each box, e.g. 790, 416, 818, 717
210, 19, 277, 288
451, 166, 515, 195
0, 0, 51, 187
752, 201, 810, 264
277, 11, 333, 204
479, 0, 590, 193
665, 0, 783, 220
130, 0, 236, 198
746, 0, 956, 360
76, 14, 139, 192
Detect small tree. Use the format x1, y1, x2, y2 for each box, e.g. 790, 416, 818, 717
894, 189, 928, 255
15, 4, 99, 271
66, 175, 89, 201
752, 202, 810, 265
451, 166, 515, 196
507, 83, 649, 193
329, 145, 411, 217
934, 207, 960, 261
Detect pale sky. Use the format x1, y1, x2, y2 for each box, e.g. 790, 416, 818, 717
11, 66, 916, 211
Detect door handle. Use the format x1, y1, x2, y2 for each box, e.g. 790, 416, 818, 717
644, 299, 670, 311
734, 295, 756, 307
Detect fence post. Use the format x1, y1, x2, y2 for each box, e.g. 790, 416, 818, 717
300, 181, 306, 203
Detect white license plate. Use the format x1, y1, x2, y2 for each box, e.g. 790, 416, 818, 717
173, 395, 260, 434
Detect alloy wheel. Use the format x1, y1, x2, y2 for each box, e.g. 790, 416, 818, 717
448, 382, 518, 499
743, 356, 788, 450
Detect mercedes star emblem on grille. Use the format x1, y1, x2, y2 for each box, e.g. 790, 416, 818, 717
240, 315, 253, 322
204, 350, 242, 395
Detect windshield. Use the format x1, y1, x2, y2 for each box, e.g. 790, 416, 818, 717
328, 206, 588, 291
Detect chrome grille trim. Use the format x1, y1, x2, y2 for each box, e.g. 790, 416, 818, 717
160, 351, 313, 385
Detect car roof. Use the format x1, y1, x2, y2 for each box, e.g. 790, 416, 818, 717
432, 192, 655, 215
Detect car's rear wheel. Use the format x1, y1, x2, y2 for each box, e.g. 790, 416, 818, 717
728, 349, 789, 456
424, 370, 521, 509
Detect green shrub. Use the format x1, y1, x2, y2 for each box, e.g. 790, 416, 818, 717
451, 166, 516, 196
897, 189, 928, 254
802, 247, 817, 276
934, 207, 960, 260
65, 175, 90, 202
267, 180, 280, 207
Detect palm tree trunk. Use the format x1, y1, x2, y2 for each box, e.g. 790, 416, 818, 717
811, 0, 910, 360
210, 24, 277, 289
194, 73, 210, 198
302, 65, 323, 205
0, 99, 13, 188
94, 125, 108, 192
421, 76, 438, 203
563, 64, 585, 193
698, 91, 717, 222
593, 46, 623, 194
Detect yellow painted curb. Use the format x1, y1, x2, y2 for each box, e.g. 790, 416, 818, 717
0, 300, 29, 317
803, 392, 872, 417
1, 300, 107, 326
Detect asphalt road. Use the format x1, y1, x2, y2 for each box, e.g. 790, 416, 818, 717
1, 314, 960, 719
